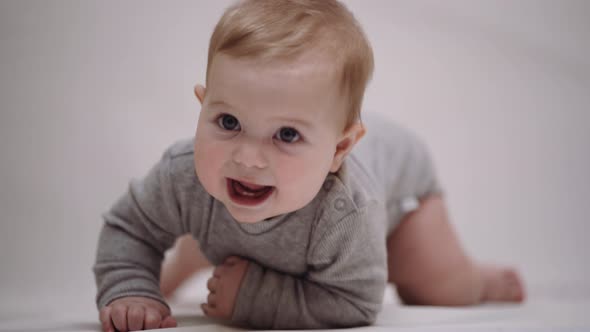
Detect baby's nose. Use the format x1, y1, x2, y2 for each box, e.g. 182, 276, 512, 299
232, 139, 268, 169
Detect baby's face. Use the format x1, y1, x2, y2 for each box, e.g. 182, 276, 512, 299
193, 53, 348, 223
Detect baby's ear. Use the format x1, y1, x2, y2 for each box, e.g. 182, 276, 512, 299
194, 84, 206, 105
330, 122, 366, 172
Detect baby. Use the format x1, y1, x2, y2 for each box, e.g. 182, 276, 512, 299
94, 1, 525, 331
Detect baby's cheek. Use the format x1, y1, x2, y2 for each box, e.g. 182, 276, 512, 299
195, 143, 226, 186
276, 158, 305, 184
277, 158, 325, 204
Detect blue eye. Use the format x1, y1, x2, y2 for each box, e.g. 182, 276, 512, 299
218, 114, 240, 131
275, 127, 300, 143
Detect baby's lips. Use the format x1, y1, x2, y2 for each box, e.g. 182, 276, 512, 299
234, 178, 268, 190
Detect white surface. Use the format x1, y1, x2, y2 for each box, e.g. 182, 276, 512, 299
1, 270, 590, 331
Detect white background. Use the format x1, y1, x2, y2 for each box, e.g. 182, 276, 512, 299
0, 0, 588, 312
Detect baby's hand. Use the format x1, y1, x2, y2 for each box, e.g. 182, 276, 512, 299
202, 256, 249, 320
99, 296, 177, 332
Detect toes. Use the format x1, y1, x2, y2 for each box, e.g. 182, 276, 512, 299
503, 269, 526, 302
482, 265, 526, 303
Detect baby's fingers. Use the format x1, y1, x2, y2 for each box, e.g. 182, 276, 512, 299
110, 303, 128, 331
127, 304, 145, 331
143, 307, 162, 330
201, 303, 221, 318
207, 276, 219, 293
99, 306, 115, 332
160, 315, 178, 328
224, 256, 242, 265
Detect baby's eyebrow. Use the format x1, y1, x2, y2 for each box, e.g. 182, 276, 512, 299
273, 116, 313, 130
208, 100, 233, 109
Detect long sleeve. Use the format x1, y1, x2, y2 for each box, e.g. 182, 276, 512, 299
93, 149, 186, 309
231, 205, 387, 329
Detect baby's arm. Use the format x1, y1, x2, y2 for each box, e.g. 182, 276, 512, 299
94, 149, 185, 331
203, 207, 387, 329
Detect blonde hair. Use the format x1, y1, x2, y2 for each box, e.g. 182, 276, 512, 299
206, 0, 374, 127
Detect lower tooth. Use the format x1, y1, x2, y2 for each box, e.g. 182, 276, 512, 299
235, 185, 257, 197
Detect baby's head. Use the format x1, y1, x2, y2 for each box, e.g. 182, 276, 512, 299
193, 0, 373, 223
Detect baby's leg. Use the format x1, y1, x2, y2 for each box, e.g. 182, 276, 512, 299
386, 194, 525, 305
160, 234, 211, 298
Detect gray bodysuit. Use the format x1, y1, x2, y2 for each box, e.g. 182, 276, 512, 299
93, 112, 442, 329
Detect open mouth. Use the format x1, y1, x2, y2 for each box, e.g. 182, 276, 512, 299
226, 178, 275, 206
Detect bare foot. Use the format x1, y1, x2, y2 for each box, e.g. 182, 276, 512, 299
480, 265, 526, 303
